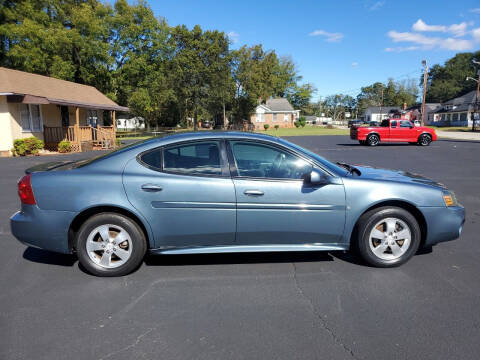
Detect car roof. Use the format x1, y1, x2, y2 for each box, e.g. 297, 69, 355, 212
144, 131, 283, 145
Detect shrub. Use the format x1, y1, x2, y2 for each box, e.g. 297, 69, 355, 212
294, 121, 301, 128
58, 140, 72, 153
264, 124, 270, 131
274, 124, 279, 130
13, 137, 44, 156
326, 124, 334, 129
298, 116, 307, 128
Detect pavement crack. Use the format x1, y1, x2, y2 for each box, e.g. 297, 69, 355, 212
291, 263, 359, 360
99, 327, 155, 360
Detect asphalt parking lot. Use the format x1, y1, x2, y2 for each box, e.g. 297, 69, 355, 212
1, 135, 479, 360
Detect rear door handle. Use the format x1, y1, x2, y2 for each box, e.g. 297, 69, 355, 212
244, 190, 264, 196
141, 184, 163, 192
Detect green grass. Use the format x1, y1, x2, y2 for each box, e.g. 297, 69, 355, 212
256, 126, 349, 136
426, 126, 479, 132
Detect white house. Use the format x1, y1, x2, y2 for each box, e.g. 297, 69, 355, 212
363, 106, 401, 123
116, 116, 145, 130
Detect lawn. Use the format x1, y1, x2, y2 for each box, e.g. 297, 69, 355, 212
117, 126, 350, 140
426, 126, 479, 132
255, 126, 349, 136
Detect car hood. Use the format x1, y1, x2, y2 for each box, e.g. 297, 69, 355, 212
353, 165, 446, 189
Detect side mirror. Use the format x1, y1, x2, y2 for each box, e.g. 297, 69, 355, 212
305, 168, 330, 185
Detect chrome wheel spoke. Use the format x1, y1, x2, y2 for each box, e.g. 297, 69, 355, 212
100, 251, 112, 267
371, 228, 384, 239
86, 241, 104, 252
113, 247, 130, 260
98, 225, 110, 242
372, 243, 388, 255
390, 242, 404, 257
395, 229, 410, 240
114, 230, 129, 245
386, 219, 396, 234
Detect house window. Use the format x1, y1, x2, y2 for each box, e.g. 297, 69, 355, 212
87, 110, 98, 127
460, 113, 467, 121
255, 113, 265, 123
284, 114, 289, 122
19, 104, 43, 132
272, 114, 277, 122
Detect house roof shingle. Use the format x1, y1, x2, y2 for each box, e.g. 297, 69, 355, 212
265, 98, 295, 112
434, 90, 477, 114
0, 67, 128, 112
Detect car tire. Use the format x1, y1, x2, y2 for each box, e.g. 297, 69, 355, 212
367, 134, 380, 146
76, 213, 147, 277
418, 134, 432, 146
354, 206, 421, 267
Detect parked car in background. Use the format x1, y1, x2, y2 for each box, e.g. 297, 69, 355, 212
201, 120, 212, 129
350, 119, 437, 146
11, 132, 463, 276
348, 119, 364, 128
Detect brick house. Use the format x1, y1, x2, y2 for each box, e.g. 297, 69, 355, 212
250, 98, 300, 130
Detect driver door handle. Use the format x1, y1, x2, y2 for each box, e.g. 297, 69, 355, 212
141, 184, 163, 192
244, 190, 264, 196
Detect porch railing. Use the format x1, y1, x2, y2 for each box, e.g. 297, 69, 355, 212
44, 125, 116, 151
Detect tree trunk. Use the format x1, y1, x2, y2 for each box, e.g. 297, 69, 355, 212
194, 108, 198, 131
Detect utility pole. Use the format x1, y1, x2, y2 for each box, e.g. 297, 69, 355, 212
379, 86, 384, 122
421, 60, 428, 127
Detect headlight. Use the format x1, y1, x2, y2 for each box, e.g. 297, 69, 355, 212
442, 191, 458, 207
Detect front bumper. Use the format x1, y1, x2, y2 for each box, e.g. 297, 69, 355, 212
10, 204, 77, 254
419, 205, 465, 246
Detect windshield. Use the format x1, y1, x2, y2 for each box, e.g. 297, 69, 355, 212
277, 138, 348, 176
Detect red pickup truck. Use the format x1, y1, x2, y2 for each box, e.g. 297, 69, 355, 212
350, 119, 437, 146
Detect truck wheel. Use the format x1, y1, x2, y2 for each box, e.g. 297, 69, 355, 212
367, 134, 380, 146
418, 134, 432, 146
355, 206, 421, 267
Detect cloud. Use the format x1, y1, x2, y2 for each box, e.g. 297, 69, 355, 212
351, 62, 358, 68
412, 19, 467, 37
227, 31, 239, 44
385, 46, 420, 52
387, 30, 473, 51
309, 30, 344, 42
369, 1, 385, 11
472, 27, 480, 42
470, 8, 480, 14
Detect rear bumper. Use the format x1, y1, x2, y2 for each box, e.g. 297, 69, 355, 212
420, 205, 465, 246
10, 205, 77, 254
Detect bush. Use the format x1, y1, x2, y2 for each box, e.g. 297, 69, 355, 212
13, 137, 44, 156
298, 116, 307, 128
264, 124, 270, 131
274, 124, 279, 130
326, 124, 334, 129
294, 121, 301, 128
57, 140, 72, 153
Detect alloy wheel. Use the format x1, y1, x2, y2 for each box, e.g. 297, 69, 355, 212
86, 224, 132, 268
368, 217, 412, 260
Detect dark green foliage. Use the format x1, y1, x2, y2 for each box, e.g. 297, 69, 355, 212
13, 137, 44, 156
263, 124, 270, 130
57, 140, 71, 153
274, 124, 279, 130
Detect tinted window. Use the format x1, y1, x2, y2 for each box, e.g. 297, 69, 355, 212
162, 141, 222, 176
391, 120, 397, 128
230, 141, 312, 179
400, 120, 412, 128
380, 120, 390, 127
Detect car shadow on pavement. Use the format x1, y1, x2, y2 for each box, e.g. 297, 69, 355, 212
23, 247, 77, 267
144, 251, 336, 267
336, 143, 411, 147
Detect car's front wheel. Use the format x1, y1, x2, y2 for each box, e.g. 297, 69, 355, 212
355, 207, 421, 267
76, 213, 147, 276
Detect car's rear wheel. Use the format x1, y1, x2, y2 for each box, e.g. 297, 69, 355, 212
76, 213, 147, 276
355, 207, 421, 267
367, 134, 380, 146
418, 134, 432, 146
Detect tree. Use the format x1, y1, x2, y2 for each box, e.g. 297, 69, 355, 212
425, 51, 480, 102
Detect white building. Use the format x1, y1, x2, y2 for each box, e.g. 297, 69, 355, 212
116, 116, 145, 130
363, 106, 401, 123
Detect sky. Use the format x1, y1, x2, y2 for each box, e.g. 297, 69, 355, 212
149, 0, 480, 101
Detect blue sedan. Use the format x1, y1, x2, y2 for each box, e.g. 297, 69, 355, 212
11, 132, 465, 276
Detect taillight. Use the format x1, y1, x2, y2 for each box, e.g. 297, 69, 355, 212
18, 174, 36, 205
